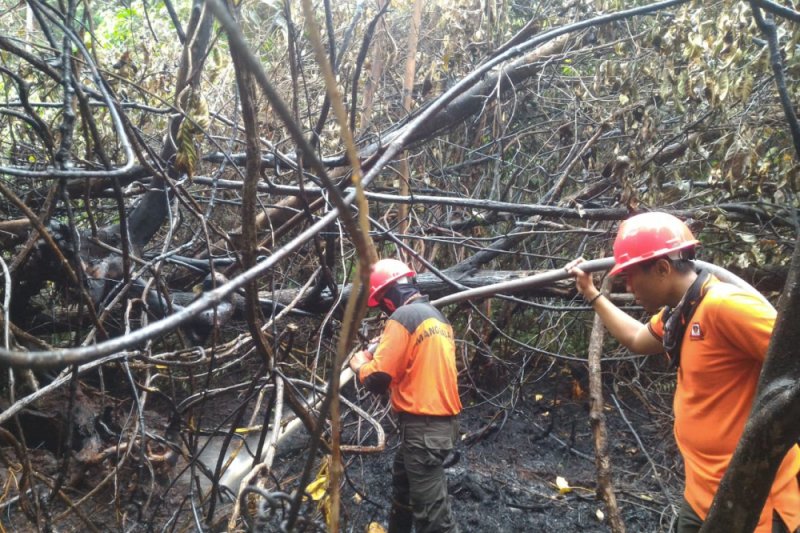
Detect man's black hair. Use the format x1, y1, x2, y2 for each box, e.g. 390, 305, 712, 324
639, 248, 696, 275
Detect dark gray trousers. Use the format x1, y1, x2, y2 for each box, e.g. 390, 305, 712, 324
677, 498, 791, 533
388, 414, 459, 533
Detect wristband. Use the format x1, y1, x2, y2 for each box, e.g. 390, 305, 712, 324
586, 292, 603, 306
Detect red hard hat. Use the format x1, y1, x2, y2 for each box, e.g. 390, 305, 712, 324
609, 212, 699, 276
367, 259, 415, 306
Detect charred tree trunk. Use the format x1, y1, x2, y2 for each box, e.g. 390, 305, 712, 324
587, 276, 626, 533
124, 0, 215, 249
702, 5, 800, 530
701, 233, 800, 533
396, 0, 424, 241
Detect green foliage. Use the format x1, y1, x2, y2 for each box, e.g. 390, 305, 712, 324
0, 0, 796, 353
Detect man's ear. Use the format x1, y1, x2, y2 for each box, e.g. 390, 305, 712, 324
655, 257, 672, 276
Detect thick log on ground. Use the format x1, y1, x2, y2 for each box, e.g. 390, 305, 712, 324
281, 269, 577, 313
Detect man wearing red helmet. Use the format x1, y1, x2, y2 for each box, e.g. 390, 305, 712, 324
349, 258, 461, 533
567, 212, 799, 533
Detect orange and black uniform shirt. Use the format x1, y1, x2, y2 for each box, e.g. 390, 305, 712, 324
357, 296, 462, 416
648, 277, 800, 533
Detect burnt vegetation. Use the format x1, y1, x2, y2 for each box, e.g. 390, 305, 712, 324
0, 0, 798, 531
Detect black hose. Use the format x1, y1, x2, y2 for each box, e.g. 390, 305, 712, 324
431, 258, 770, 308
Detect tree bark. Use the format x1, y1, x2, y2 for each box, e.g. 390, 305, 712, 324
587, 276, 626, 533
702, 4, 800, 529
397, 0, 424, 239
358, 0, 388, 132
232, 23, 273, 369
701, 232, 800, 532
124, 0, 215, 248
355, 34, 569, 165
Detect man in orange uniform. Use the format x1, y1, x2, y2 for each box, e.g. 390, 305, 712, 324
567, 212, 800, 533
350, 258, 461, 533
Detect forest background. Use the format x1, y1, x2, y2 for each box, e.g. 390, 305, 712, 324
0, 0, 798, 531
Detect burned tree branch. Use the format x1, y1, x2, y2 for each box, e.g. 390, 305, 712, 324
587, 275, 626, 533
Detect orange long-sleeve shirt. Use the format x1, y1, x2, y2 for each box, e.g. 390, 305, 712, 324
648, 278, 800, 532
358, 296, 461, 416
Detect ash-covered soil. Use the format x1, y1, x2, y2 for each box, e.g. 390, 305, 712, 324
1, 360, 684, 532
335, 379, 683, 533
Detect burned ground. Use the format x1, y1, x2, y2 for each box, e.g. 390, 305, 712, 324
0, 351, 684, 532
337, 361, 682, 533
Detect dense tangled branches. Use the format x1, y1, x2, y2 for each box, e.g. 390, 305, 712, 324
0, 0, 798, 530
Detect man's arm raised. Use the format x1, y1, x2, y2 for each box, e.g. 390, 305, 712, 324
567, 258, 662, 355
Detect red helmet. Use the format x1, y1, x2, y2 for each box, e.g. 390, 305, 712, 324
609, 212, 699, 276
367, 259, 415, 307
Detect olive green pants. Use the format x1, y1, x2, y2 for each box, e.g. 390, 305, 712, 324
388, 414, 459, 533
677, 498, 791, 533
